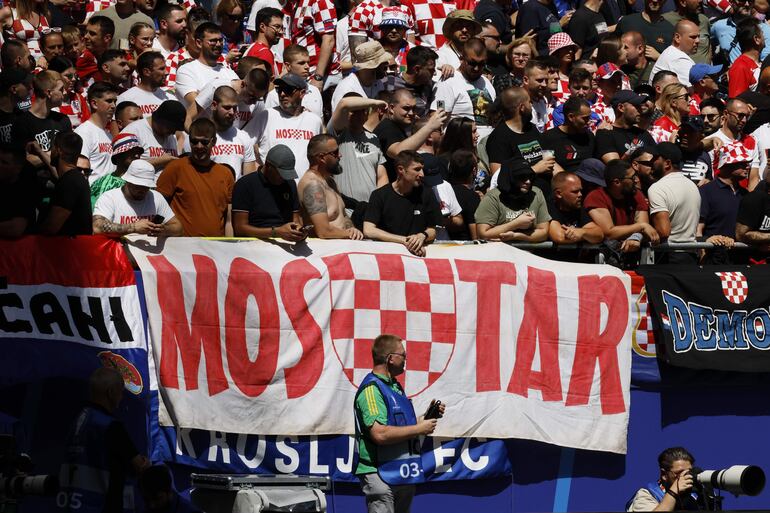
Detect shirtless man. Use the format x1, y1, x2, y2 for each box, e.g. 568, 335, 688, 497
298, 134, 364, 240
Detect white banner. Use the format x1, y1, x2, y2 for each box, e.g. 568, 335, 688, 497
127, 238, 633, 454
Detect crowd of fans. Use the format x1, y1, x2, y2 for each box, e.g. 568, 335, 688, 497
2, 0, 770, 265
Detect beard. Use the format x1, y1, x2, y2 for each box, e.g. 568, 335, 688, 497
328, 161, 343, 175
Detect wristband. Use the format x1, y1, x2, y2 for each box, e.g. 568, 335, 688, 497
420, 231, 429, 240
666, 490, 678, 500
271, 226, 276, 238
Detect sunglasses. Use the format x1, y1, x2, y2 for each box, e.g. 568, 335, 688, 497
190, 137, 212, 146
276, 85, 300, 95
466, 59, 487, 68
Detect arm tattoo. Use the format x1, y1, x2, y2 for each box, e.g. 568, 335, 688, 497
95, 215, 134, 234
302, 181, 328, 216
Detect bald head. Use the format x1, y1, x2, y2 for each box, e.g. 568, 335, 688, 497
674, 20, 700, 54
89, 367, 125, 412
500, 86, 530, 120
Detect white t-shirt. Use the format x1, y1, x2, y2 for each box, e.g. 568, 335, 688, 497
117, 86, 174, 118
647, 171, 700, 243
121, 117, 178, 160
182, 125, 256, 180
650, 45, 695, 87
175, 59, 239, 107
243, 106, 323, 178
433, 180, 461, 241
76, 119, 116, 184
246, 0, 282, 31
151, 37, 179, 60
93, 187, 176, 224
752, 123, 770, 179
336, 15, 352, 65
331, 73, 383, 113
265, 83, 323, 118
435, 43, 461, 73
431, 74, 497, 138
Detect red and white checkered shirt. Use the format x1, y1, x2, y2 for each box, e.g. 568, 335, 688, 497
55, 92, 91, 129
649, 115, 678, 143
85, 0, 115, 20
551, 78, 570, 103
287, 0, 340, 76
592, 93, 612, 125
410, 0, 455, 50
5, 9, 50, 59
349, 0, 415, 42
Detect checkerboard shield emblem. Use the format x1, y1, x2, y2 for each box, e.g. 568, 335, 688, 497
323, 253, 457, 397
715, 271, 748, 305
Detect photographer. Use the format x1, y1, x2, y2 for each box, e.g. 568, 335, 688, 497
354, 334, 446, 513
627, 447, 700, 511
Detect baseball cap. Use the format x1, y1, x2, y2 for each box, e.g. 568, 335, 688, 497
265, 144, 297, 180
596, 62, 624, 80
421, 154, 447, 187
501, 156, 534, 178
611, 89, 648, 108
122, 160, 156, 188
680, 115, 704, 132
718, 142, 753, 169
154, 100, 186, 132
111, 133, 142, 163
274, 73, 308, 91
0, 69, 31, 91
354, 41, 393, 70
575, 158, 606, 187
634, 83, 656, 99
548, 32, 577, 56
689, 63, 722, 84
378, 5, 410, 27
656, 142, 682, 167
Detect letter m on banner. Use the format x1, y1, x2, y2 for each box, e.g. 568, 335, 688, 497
323, 253, 456, 397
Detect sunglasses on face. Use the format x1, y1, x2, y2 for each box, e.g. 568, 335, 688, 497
190, 137, 212, 146
276, 85, 299, 95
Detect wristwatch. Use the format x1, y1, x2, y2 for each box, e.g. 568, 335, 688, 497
312, 73, 324, 82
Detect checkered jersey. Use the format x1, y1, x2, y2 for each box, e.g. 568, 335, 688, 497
349, 0, 415, 42
54, 93, 91, 129
649, 115, 678, 144
85, 0, 115, 20
410, 0, 455, 50
551, 78, 570, 103
5, 9, 50, 59
592, 94, 613, 125
288, 0, 340, 75
326, 252, 456, 397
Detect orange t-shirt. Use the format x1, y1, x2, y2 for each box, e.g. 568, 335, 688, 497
156, 157, 234, 237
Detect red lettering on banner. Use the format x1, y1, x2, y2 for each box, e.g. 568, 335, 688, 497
224, 258, 280, 397
508, 267, 562, 401
280, 259, 324, 398
148, 255, 227, 395
456, 260, 517, 392
566, 275, 627, 414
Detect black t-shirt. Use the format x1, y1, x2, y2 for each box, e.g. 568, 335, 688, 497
487, 122, 544, 166
449, 183, 481, 240
737, 181, 770, 233
568, 5, 607, 58
547, 197, 592, 227
49, 168, 92, 235
0, 167, 37, 232
680, 149, 712, 182
12, 110, 72, 152
0, 109, 19, 144
365, 183, 443, 236
231, 170, 298, 227
596, 126, 655, 159
616, 13, 674, 54
514, 0, 559, 55
474, 0, 513, 43
540, 127, 596, 173
374, 118, 408, 182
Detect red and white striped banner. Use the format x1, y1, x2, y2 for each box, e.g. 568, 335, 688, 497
127, 238, 634, 454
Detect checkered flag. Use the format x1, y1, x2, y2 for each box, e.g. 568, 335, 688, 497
326, 252, 456, 397
715, 272, 748, 304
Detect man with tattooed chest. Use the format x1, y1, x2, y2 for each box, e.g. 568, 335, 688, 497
298, 134, 364, 240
